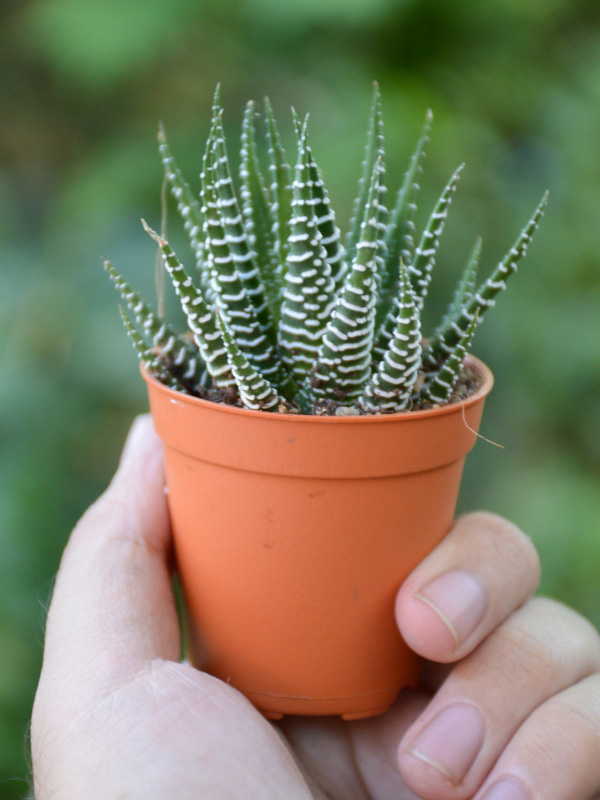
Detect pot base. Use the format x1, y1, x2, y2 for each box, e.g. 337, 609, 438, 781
242, 686, 401, 720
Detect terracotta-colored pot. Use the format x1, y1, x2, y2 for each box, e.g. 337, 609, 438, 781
143, 356, 493, 720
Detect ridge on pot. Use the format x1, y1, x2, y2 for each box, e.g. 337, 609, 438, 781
143, 355, 493, 719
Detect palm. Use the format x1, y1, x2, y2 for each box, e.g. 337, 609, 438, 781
107, 658, 428, 800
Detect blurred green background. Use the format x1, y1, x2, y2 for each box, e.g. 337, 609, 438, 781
1, 0, 599, 795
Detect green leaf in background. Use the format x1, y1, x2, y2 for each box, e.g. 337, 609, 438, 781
21, 0, 199, 89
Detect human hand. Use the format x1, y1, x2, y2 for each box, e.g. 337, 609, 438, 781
32, 416, 600, 800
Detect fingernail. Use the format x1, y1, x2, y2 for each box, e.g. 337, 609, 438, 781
481, 777, 531, 800
415, 569, 488, 649
408, 704, 485, 786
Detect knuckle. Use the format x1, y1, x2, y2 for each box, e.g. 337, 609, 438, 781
531, 597, 600, 656
457, 511, 541, 587
496, 598, 600, 680
549, 674, 600, 738
493, 617, 558, 684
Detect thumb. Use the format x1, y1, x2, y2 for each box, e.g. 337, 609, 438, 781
42, 415, 180, 682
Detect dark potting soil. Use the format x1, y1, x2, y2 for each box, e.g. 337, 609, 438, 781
187, 363, 483, 416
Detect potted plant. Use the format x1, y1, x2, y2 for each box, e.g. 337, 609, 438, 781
106, 86, 546, 720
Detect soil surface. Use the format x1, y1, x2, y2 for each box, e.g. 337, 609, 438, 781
168, 363, 483, 416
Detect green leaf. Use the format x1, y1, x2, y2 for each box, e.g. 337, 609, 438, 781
423, 312, 479, 404
430, 236, 481, 348
424, 192, 548, 366
377, 109, 432, 327
210, 114, 276, 341
158, 124, 207, 284
345, 83, 385, 265
240, 102, 281, 323
217, 313, 288, 412
304, 138, 347, 291
360, 261, 421, 412
279, 117, 336, 384
306, 157, 383, 402
104, 259, 206, 389
264, 97, 293, 277
141, 220, 235, 388
117, 305, 185, 392
409, 163, 463, 308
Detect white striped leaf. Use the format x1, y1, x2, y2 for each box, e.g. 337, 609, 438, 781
345, 83, 385, 266
217, 313, 287, 412
423, 312, 479, 404
409, 164, 463, 308
240, 102, 281, 323
278, 117, 336, 384
264, 97, 293, 276
105, 260, 206, 389
303, 157, 383, 403
360, 261, 421, 412
424, 193, 548, 367
118, 305, 186, 392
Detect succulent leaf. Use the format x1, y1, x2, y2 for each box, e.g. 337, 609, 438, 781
264, 97, 293, 276
142, 221, 235, 388
305, 158, 382, 403
409, 164, 463, 309
240, 102, 281, 323
217, 313, 287, 411
210, 115, 275, 340
105, 260, 205, 389
304, 139, 347, 291
346, 83, 385, 264
434, 236, 481, 340
118, 305, 185, 392
198, 98, 223, 304
377, 109, 432, 326
360, 261, 421, 412
158, 124, 207, 280
424, 193, 548, 366
423, 312, 479, 404
278, 119, 336, 384
200, 142, 296, 396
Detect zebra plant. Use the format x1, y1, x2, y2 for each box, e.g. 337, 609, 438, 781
106, 86, 547, 415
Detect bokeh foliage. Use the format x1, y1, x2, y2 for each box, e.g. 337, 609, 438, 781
1, 0, 599, 795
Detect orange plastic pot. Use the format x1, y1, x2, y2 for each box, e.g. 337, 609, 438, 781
143, 355, 493, 720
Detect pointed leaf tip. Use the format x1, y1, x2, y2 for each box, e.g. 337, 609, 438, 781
141, 219, 166, 247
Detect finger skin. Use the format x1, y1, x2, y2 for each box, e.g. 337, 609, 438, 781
39, 415, 179, 683
397, 598, 600, 800
474, 673, 600, 800
396, 511, 541, 663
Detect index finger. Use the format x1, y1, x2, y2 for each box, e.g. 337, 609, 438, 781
395, 512, 541, 663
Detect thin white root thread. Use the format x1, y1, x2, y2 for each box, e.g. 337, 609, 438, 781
460, 399, 505, 449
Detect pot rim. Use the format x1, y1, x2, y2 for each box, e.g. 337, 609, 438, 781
141, 353, 494, 425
